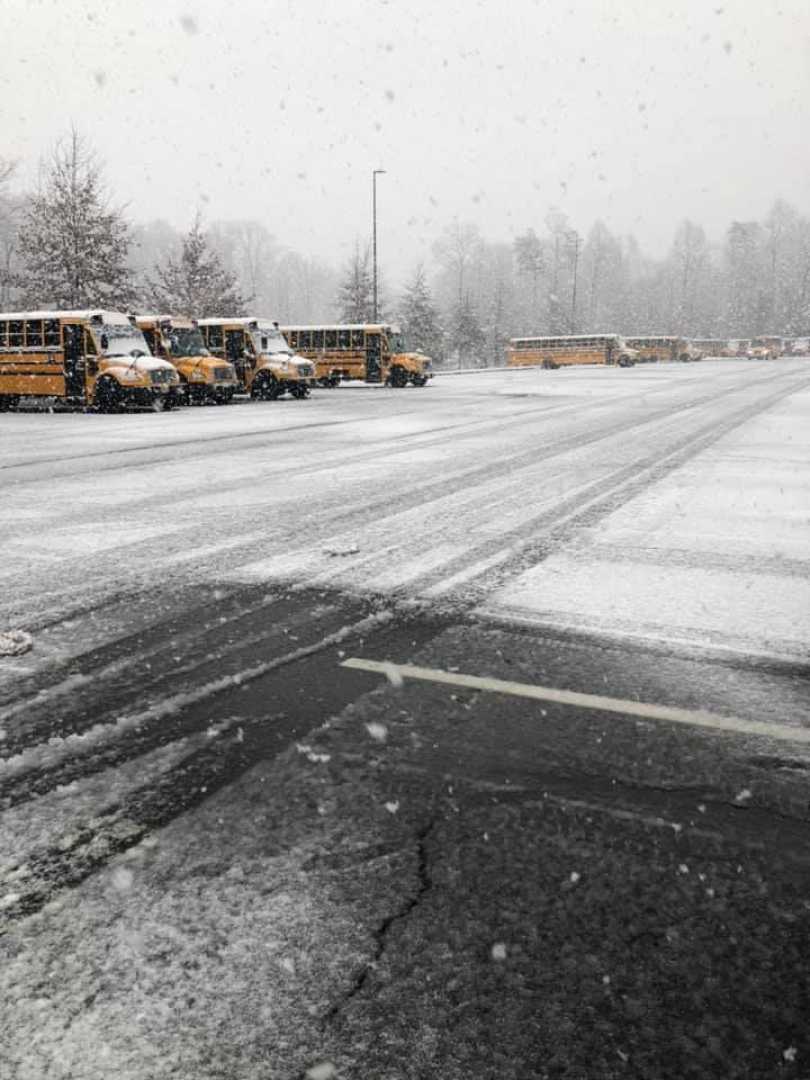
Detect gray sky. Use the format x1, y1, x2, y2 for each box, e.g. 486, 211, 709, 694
2, 0, 808, 279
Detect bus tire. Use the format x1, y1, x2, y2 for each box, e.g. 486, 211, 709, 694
290, 384, 310, 399
95, 377, 122, 413
213, 389, 233, 405
251, 373, 279, 401
411, 374, 428, 386
389, 366, 408, 388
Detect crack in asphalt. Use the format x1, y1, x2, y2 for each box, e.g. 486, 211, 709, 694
321, 817, 436, 1029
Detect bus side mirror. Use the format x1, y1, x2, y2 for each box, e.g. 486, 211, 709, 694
100, 333, 109, 350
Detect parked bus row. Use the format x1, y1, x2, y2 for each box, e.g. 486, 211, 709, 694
504, 332, 807, 369
0, 311, 433, 411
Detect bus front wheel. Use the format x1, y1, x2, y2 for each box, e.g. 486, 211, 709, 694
95, 377, 122, 413
388, 366, 409, 388
290, 384, 310, 399
251, 373, 279, 401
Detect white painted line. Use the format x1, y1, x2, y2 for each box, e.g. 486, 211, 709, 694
341, 659, 810, 746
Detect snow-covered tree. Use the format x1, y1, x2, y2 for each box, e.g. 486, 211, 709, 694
447, 293, 486, 367
149, 214, 247, 316
337, 243, 374, 322
17, 131, 134, 309
722, 221, 765, 336
398, 264, 442, 359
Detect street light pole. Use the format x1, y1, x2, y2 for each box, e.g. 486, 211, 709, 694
569, 230, 581, 333
372, 169, 386, 322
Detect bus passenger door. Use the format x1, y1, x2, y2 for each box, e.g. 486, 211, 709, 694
225, 330, 248, 386
365, 331, 382, 383
63, 324, 85, 397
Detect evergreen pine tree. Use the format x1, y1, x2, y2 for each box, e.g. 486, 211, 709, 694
398, 264, 441, 359
149, 214, 247, 316
337, 244, 374, 322
18, 131, 134, 308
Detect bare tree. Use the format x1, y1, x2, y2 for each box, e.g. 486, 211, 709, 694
433, 220, 483, 306
17, 130, 134, 308
0, 157, 22, 306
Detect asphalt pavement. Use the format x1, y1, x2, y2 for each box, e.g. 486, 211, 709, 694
1, 360, 809, 1079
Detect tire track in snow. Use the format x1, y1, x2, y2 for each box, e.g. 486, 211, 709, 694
3, 365, 782, 627
0, 605, 394, 807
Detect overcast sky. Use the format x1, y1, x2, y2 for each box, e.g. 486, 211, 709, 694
2, 0, 808, 281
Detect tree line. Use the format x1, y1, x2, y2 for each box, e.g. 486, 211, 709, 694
2, 131, 809, 368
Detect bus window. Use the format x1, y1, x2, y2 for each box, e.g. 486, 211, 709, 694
313, 330, 324, 350
206, 325, 223, 351
350, 329, 365, 349
338, 329, 351, 349
25, 320, 43, 348
325, 330, 337, 349
286, 330, 298, 348
0, 321, 6, 346
44, 319, 60, 348
9, 320, 23, 347
301, 330, 312, 349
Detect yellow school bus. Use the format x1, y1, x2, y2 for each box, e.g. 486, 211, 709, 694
0, 310, 182, 411
625, 337, 702, 363
136, 315, 238, 404
750, 336, 784, 359
506, 334, 639, 369
281, 324, 432, 387
692, 338, 734, 358
197, 318, 315, 399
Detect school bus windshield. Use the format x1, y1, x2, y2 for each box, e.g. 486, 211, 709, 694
251, 327, 292, 355
166, 326, 208, 357
95, 323, 151, 357
387, 330, 407, 352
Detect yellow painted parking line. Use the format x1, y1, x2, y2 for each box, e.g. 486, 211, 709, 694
341, 658, 810, 746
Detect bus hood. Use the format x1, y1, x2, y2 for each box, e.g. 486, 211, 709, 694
105, 354, 176, 373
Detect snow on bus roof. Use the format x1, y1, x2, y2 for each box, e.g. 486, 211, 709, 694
509, 333, 621, 342
135, 314, 195, 326
195, 316, 280, 326
0, 310, 134, 325
280, 324, 400, 332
